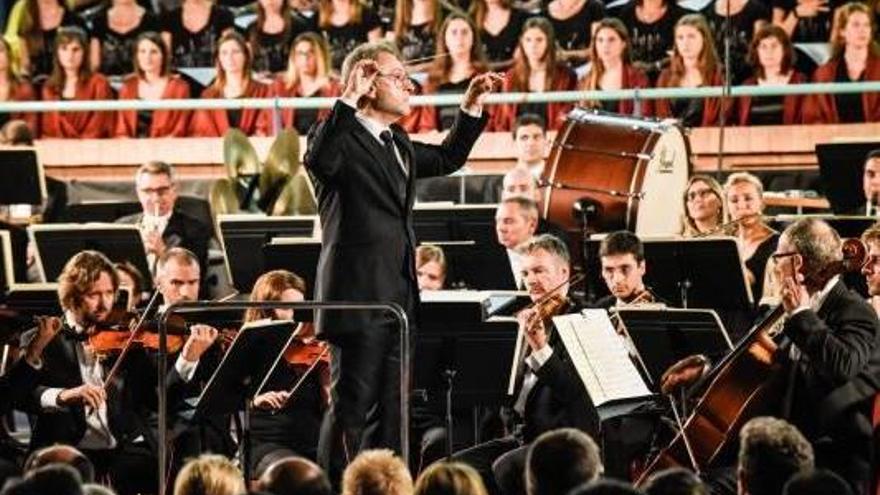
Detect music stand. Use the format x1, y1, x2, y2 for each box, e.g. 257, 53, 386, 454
428, 241, 517, 290
414, 204, 498, 244
262, 238, 321, 301
614, 307, 733, 391
193, 318, 297, 481
29, 224, 150, 283
0, 148, 47, 206
217, 215, 317, 294
60, 201, 142, 223
816, 142, 880, 214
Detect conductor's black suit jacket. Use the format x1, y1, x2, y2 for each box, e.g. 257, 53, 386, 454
304, 101, 487, 338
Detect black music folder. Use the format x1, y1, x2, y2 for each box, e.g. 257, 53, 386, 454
428, 241, 517, 291
0, 148, 47, 206
614, 307, 733, 390
262, 238, 321, 301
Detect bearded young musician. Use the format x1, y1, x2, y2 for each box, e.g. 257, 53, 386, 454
861, 223, 880, 315
16, 250, 156, 495
662, 218, 880, 495
452, 234, 600, 495
303, 40, 499, 481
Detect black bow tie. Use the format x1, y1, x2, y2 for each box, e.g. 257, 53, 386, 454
62, 327, 89, 342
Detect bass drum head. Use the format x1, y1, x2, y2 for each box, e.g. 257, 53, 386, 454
634, 124, 690, 236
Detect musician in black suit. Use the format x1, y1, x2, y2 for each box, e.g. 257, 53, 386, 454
303, 40, 499, 481
14, 251, 156, 495
116, 161, 212, 276
592, 231, 655, 309
772, 218, 880, 494
500, 167, 568, 245
452, 235, 599, 495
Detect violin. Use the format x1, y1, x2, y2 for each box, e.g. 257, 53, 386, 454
87, 309, 188, 357
281, 323, 330, 368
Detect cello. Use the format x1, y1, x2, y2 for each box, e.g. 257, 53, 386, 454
637, 238, 868, 481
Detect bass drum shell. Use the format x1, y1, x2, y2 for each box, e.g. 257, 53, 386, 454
542, 108, 691, 235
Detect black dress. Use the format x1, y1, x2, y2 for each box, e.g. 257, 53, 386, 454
247, 12, 317, 74
397, 22, 436, 64
834, 61, 865, 124
160, 5, 235, 68
91, 8, 160, 76
701, 0, 770, 85
744, 232, 778, 304
322, 7, 382, 71
771, 0, 846, 42
609, 1, 686, 77
543, 0, 605, 53
434, 77, 472, 130
480, 8, 530, 65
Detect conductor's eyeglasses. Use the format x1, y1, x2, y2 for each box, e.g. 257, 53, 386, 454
378, 71, 413, 89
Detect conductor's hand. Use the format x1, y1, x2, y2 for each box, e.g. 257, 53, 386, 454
182, 324, 219, 362
462, 72, 504, 115
58, 384, 106, 410
517, 307, 548, 353
660, 354, 709, 395
254, 391, 291, 411
341, 59, 380, 109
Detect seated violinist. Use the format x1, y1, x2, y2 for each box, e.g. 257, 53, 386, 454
245, 270, 329, 475
661, 218, 880, 495
16, 250, 157, 495
592, 230, 656, 309
452, 234, 600, 495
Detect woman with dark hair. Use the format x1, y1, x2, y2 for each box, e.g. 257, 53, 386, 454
469, 0, 530, 69
388, 0, 442, 71
11, 0, 89, 80
701, 0, 769, 85
246, 269, 327, 473
579, 18, 653, 116
272, 32, 341, 134
318, 0, 382, 72
655, 14, 727, 127
541, 0, 604, 61
88, 0, 160, 77
608, 0, 686, 81
804, 2, 880, 123
737, 24, 805, 125
40, 27, 113, 138
490, 16, 576, 132
115, 31, 192, 138
423, 14, 489, 131
0, 38, 37, 134
159, 0, 235, 69
190, 31, 273, 137
247, 0, 316, 76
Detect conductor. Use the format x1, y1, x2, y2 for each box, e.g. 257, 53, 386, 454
303, 40, 500, 481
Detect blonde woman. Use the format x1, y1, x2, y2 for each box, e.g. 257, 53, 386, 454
173, 455, 245, 495
724, 172, 778, 303
414, 462, 488, 495
680, 175, 727, 237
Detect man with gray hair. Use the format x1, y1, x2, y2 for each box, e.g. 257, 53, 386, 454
304, 40, 500, 482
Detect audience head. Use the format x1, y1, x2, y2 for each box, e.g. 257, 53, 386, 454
502, 166, 541, 202
599, 231, 646, 302
589, 18, 631, 74
430, 13, 486, 85
115, 261, 145, 311
173, 454, 245, 495
81, 484, 116, 495
416, 244, 447, 291
670, 14, 717, 85
639, 468, 707, 495
133, 31, 170, 79
214, 31, 253, 90
341, 449, 413, 495
257, 456, 332, 495
518, 234, 571, 301
135, 161, 178, 217
23, 445, 94, 484
496, 196, 539, 249
681, 175, 725, 236
285, 32, 332, 88
318, 0, 366, 29
246, 269, 307, 321
0, 38, 15, 81
511, 17, 558, 90
831, 2, 876, 59
737, 417, 814, 495
2, 464, 83, 495
341, 41, 413, 120
469, 0, 513, 30
414, 462, 487, 495
526, 428, 602, 495
781, 469, 852, 495
775, 218, 842, 293
156, 247, 201, 305
0, 120, 34, 146
748, 25, 793, 80
567, 480, 643, 495
723, 172, 765, 227
48, 26, 90, 91
512, 114, 547, 169
58, 250, 119, 326
862, 149, 880, 205
861, 222, 880, 296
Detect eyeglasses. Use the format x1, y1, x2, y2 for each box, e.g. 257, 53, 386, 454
377, 71, 413, 89
686, 188, 715, 201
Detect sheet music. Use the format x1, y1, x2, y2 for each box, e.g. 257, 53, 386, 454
553, 310, 651, 406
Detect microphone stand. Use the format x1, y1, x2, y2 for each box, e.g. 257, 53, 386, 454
716, 0, 732, 181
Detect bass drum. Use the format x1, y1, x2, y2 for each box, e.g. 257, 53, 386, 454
542, 108, 691, 235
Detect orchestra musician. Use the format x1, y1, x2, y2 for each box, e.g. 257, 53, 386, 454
860, 223, 880, 315
245, 269, 329, 476
679, 175, 728, 237
416, 244, 447, 291
496, 197, 540, 290
662, 218, 880, 495
452, 234, 599, 495
861, 149, 880, 216
303, 40, 498, 482
592, 230, 653, 309
116, 161, 212, 280
500, 167, 568, 244
15, 251, 157, 495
